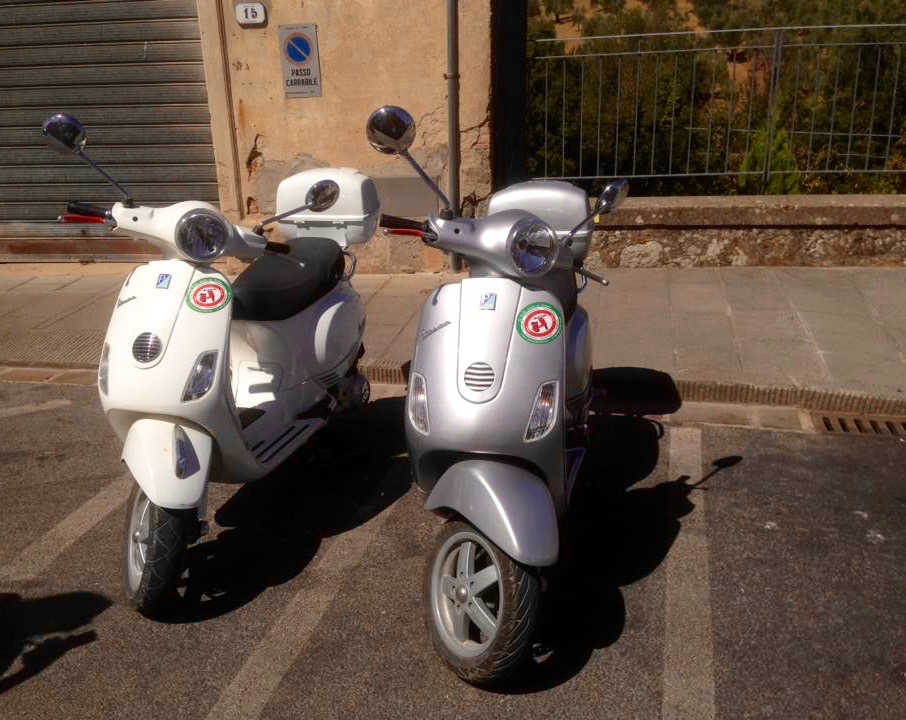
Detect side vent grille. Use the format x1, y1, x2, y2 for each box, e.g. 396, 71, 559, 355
132, 332, 163, 363
463, 362, 495, 391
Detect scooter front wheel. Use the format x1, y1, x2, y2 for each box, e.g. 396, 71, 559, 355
122, 482, 194, 617
426, 520, 540, 685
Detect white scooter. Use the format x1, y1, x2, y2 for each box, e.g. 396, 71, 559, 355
43, 113, 378, 616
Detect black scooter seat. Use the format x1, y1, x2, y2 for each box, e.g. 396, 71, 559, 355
231, 238, 345, 322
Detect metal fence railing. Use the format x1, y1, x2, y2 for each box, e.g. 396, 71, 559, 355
527, 24, 906, 193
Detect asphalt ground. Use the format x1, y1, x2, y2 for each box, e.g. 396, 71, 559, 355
0, 381, 904, 719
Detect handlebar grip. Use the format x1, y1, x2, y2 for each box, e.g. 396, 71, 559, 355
379, 214, 425, 232
66, 201, 108, 219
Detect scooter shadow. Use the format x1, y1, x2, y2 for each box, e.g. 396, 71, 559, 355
162, 397, 410, 624
505, 366, 736, 693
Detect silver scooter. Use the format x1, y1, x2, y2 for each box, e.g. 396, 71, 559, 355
366, 106, 629, 684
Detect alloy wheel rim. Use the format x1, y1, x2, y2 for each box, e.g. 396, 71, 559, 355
127, 489, 151, 592
431, 530, 503, 659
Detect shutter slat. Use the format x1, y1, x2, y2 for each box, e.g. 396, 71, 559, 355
0, 85, 209, 107
0, 63, 207, 88
0, 182, 219, 203
2, 125, 214, 146
5, 164, 217, 184
3, 145, 215, 165
0, 41, 203, 68
0, 0, 197, 26
0, 20, 200, 47
0, 105, 211, 127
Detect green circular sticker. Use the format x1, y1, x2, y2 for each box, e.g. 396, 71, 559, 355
186, 277, 232, 313
517, 302, 563, 344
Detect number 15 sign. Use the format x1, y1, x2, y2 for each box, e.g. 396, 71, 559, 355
235, 2, 267, 27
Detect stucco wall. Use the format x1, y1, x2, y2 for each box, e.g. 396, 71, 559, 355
208, 0, 491, 269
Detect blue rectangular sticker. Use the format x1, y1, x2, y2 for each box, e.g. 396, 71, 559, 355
480, 292, 497, 311
156, 273, 171, 289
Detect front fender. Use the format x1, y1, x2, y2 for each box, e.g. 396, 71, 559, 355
425, 460, 559, 566
122, 419, 211, 509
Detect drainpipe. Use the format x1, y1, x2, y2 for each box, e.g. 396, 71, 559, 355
447, 0, 463, 271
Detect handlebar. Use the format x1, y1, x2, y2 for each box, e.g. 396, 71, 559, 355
379, 213, 426, 232
66, 201, 109, 219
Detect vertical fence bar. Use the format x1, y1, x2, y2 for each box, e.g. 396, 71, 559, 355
614, 56, 622, 175
844, 46, 862, 170
825, 51, 842, 171
650, 52, 660, 174
806, 45, 821, 171
789, 45, 802, 157
724, 48, 737, 172
705, 48, 717, 173
763, 30, 784, 189
596, 57, 603, 176
579, 59, 584, 177
744, 51, 757, 160
632, 39, 642, 175
561, 58, 566, 177
864, 46, 882, 170
884, 44, 902, 168
669, 53, 678, 174
686, 53, 697, 173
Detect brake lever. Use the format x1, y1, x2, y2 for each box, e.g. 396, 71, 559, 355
576, 266, 609, 287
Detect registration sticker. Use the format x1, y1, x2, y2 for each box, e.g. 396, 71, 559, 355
517, 302, 562, 344
480, 292, 497, 311
186, 278, 232, 313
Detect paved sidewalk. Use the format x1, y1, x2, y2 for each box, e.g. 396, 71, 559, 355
0, 265, 904, 411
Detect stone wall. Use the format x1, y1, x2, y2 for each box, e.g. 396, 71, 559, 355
350, 194, 906, 273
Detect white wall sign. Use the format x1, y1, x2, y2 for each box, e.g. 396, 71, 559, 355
235, 3, 266, 27
278, 24, 322, 99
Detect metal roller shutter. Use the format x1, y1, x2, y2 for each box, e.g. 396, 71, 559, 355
0, 0, 219, 260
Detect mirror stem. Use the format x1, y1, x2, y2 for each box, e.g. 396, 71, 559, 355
401, 150, 452, 211
252, 202, 313, 235
76, 148, 134, 207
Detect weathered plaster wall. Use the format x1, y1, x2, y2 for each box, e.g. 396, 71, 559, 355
213, 0, 491, 270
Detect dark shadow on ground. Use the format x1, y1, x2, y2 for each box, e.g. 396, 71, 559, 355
162, 396, 410, 624
502, 367, 740, 692
0, 591, 111, 695
592, 366, 683, 416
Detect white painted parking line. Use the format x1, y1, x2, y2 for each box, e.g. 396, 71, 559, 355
0, 473, 132, 582
0, 398, 71, 418
662, 427, 716, 720
205, 503, 397, 720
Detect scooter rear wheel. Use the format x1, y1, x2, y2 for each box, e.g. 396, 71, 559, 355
425, 520, 540, 685
122, 482, 194, 617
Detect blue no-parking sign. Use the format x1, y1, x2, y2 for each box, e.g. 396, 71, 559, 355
278, 24, 322, 98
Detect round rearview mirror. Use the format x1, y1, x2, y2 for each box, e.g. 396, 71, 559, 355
596, 178, 629, 214
366, 106, 416, 155
305, 179, 340, 212
42, 113, 87, 156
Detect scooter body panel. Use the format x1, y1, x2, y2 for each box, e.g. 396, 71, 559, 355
425, 459, 559, 566
121, 418, 212, 509
565, 305, 592, 403
407, 277, 568, 516
102, 260, 256, 490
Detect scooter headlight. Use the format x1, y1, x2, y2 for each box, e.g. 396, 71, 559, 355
509, 216, 557, 278
98, 342, 110, 395
175, 209, 230, 262
408, 372, 430, 435
182, 350, 218, 402
525, 381, 558, 442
